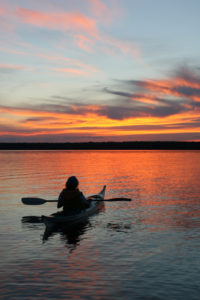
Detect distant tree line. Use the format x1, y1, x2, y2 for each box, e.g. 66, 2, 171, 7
0, 141, 200, 150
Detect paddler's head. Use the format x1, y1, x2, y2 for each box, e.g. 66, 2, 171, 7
66, 176, 79, 190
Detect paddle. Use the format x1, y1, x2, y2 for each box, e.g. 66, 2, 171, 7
21, 197, 132, 205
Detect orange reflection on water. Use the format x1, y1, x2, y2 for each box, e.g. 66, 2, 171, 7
6, 149, 199, 198
2, 150, 200, 232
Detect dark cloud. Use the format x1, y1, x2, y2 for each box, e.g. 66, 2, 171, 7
94, 103, 185, 120
1, 65, 200, 143
22, 117, 56, 123
103, 87, 133, 98
120, 66, 200, 99
0, 124, 54, 134
174, 66, 200, 85
1, 131, 200, 143
173, 86, 200, 97
6, 65, 197, 123
101, 66, 200, 119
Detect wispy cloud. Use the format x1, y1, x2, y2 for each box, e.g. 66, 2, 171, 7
13, 3, 140, 58
0, 1, 141, 65
0, 44, 100, 76
17, 8, 99, 37
86, 0, 107, 19
52, 67, 88, 76
0, 63, 23, 73
0, 3, 14, 32
74, 34, 95, 52
0, 4, 5, 14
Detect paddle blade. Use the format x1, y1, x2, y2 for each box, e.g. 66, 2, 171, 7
21, 197, 47, 205
104, 197, 132, 202
89, 197, 132, 202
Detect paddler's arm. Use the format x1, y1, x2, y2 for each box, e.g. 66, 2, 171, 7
80, 192, 90, 208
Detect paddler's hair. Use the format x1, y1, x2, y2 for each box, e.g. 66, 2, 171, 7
66, 176, 79, 190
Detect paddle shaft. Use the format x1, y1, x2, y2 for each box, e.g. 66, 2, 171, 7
21, 197, 131, 205
32, 199, 130, 202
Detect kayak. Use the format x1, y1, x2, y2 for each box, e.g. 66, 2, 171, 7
42, 185, 106, 231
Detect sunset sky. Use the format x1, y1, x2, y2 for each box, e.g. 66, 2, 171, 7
0, 0, 200, 142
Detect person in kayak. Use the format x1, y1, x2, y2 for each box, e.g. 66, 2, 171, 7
57, 176, 90, 214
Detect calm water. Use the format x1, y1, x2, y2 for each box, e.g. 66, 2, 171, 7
1, 150, 200, 300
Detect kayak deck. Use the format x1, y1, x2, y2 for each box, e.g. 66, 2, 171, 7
42, 185, 106, 229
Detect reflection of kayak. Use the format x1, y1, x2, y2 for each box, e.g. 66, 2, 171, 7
42, 185, 106, 231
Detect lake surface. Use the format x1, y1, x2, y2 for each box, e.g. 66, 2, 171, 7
1, 150, 200, 300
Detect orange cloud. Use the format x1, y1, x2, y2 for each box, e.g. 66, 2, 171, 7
138, 68, 200, 102
0, 63, 23, 70
36, 52, 99, 73
140, 78, 200, 103
1, 101, 200, 139
87, 0, 107, 18
104, 35, 140, 57
17, 8, 99, 37
74, 34, 94, 52
53, 67, 87, 76
15, 6, 140, 58
87, 0, 124, 24
0, 5, 5, 14
0, 45, 100, 75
